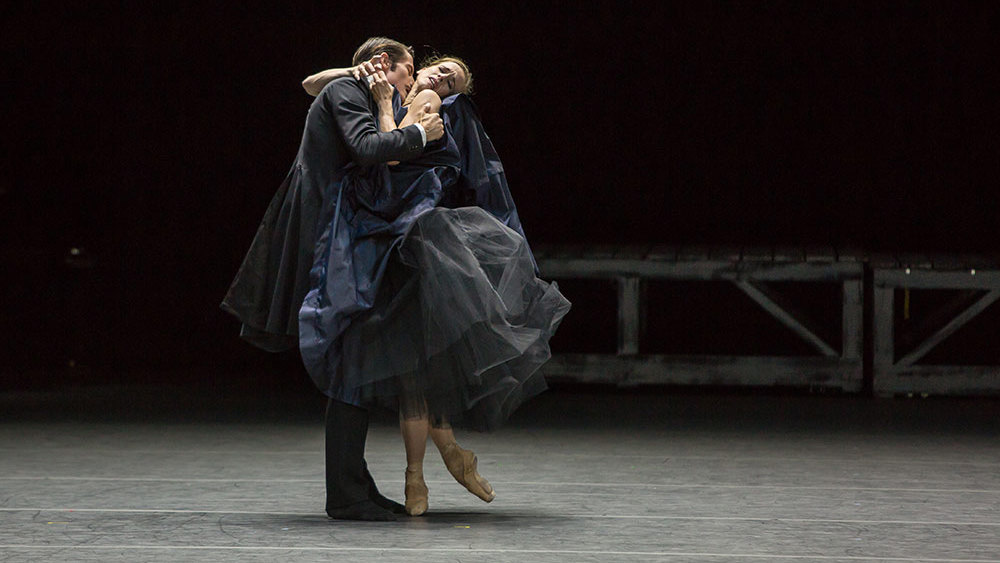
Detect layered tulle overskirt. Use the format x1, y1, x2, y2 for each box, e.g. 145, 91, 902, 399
338, 206, 570, 431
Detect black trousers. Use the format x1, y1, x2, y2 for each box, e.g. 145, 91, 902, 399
324, 397, 380, 510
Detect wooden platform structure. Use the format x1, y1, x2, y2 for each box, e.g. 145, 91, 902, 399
536, 245, 1000, 396
871, 253, 1000, 397
535, 245, 865, 392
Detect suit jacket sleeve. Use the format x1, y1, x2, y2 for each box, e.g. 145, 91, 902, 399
324, 78, 424, 166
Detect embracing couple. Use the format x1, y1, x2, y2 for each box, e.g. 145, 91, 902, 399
222, 37, 570, 521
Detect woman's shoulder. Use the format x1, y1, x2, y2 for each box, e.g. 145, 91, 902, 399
412, 89, 442, 105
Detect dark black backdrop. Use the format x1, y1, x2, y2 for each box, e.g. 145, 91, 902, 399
2, 1, 998, 380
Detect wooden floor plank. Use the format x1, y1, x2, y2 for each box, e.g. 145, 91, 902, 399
771, 246, 805, 262
676, 245, 713, 262
645, 244, 678, 262
740, 246, 772, 262
929, 253, 968, 270
804, 246, 837, 263
708, 245, 743, 261
835, 246, 866, 263
897, 253, 933, 269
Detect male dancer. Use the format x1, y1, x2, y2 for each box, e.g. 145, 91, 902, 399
221, 37, 442, 521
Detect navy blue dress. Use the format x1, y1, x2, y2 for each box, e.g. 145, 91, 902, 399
298, 94, 570, 431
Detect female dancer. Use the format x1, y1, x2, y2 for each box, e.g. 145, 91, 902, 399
299, 55, 570, 516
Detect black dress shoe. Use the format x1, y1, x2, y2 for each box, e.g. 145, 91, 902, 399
326, 500, 397, 521
371, 492, 406, 515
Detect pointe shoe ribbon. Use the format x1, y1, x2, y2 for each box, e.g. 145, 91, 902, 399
404, 468, 428, 516
442, 443, 496, 503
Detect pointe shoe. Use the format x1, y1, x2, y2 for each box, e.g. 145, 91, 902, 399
404, 468, 428, 516
441, 443, 496, 502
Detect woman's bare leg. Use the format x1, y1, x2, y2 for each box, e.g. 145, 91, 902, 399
428, 423, 457, 453
400, 416, 430, 470
399, 415, 430, 516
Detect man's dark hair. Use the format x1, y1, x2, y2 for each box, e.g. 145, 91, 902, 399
352, 37, 414, 70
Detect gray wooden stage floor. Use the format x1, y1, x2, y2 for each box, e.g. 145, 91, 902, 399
1, 380, 999, 562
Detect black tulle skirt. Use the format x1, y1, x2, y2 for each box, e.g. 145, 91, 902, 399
337, 206, 570, 432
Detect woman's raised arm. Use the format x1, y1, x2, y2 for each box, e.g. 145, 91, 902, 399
303, 55, 395, 96
302, 66, 356, 96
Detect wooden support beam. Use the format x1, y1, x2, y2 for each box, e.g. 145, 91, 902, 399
536, 258, 862, 282
896, 289, 1000, 367
541, 354, 863, 391
869, 364, 1000, 396
873, 286, 895, 370
842, 279, 863, 361
617, 276, 646, 355
875, 269, 1000, 290
733, 280, 838, 357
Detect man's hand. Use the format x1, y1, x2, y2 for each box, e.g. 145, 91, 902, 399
413, 103, 444, 142
368, 70, 394, 106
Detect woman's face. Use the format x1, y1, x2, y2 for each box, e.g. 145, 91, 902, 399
414, 61, 467, 98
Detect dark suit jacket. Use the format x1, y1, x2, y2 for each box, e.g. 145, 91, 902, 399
221, 77, 424, 351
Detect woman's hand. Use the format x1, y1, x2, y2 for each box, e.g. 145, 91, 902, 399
351, 55, 384, 81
